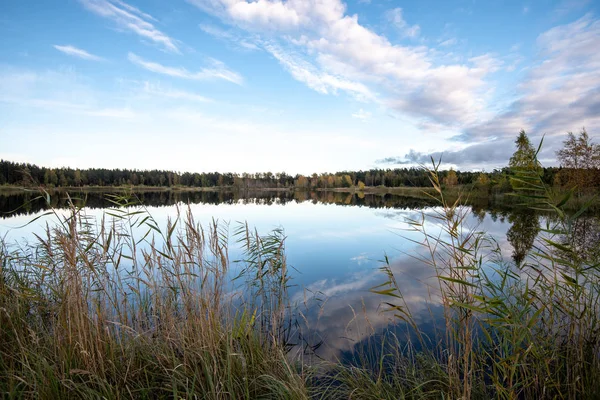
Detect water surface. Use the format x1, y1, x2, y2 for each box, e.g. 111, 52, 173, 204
2, 189, 597, 361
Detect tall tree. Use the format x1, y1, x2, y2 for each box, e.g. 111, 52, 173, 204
509, 130, 540, 189
444, 169, 458, 186
509, 130, 537, 170
556, 128, 600, 190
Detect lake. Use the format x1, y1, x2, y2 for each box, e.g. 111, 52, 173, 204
1, 189, 598, 362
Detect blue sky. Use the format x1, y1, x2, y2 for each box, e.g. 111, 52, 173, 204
1, 0, 599, 174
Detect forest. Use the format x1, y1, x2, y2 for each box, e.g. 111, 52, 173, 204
1, 129, 599, 192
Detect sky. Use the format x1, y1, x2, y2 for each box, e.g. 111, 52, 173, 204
1, 0, 599, 174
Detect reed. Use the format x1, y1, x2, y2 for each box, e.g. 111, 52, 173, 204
333, 155, 600, 399
0, 193, 307, 399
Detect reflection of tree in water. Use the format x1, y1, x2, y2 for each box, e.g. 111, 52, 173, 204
560, 216, 600, 264
470, 204, 487, 223
506, 211, 540, 266
2, 190, 440, 218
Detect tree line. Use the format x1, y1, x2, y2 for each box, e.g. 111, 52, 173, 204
1, 129, 598, 191
0, 160, 516, 189
508, 128, 600, 192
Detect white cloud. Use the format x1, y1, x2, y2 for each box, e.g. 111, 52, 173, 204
0, 67, 137, 119
439, 38, 457, 47
199, 23, 234, 40
53, 45, 104, 61
128, 53, 243, 85
199, 24, 260, 50
265, 44, 374, 100
351, 108, 371, 121
349, 253, 370, 265
385, 8, 420, 38
188, 0, 499, 130
461, 13, 600, 142
79, 0, 180, 53
110, 0, 158, 22
1, 96, 137, 119
142, 82, 213, 102
376, 14, 600, 169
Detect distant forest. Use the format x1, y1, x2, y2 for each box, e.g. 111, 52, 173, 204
0, 159, 578, 191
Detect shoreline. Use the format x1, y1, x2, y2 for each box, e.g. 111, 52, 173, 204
2, 184, 597, 212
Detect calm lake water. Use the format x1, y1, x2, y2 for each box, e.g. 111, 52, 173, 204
1, 190, 598, 361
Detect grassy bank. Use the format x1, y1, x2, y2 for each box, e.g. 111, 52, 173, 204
0, 200, 308, 399
1, 166, 600, 399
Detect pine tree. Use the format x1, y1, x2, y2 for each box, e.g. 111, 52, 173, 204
509, 130, 537, 170
509, 130, 540, 190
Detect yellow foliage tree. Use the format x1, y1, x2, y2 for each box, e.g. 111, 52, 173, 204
444, 169, 458, 186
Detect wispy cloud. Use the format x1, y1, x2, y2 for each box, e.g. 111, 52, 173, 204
459, 13, 600, 142
439, 38, 457, 47
1, 96, 137, 119
189, 0, 498, 129
79, 0, 180, 53
53, 45, 104, 61
83, 107, 137, 118
0, 67, 137, 119
351, 108, 371, 121
128, 53, 243, 84
385, 8, 420, 38
199, 24, 259, 50
372, 13, 600, 171
554, 0, 591, 16
264, 44, 374, 101
142, 82, 213, 102
110, 0, 158, 22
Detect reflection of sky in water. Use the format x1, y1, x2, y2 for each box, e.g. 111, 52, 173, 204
0, 200, 528, 361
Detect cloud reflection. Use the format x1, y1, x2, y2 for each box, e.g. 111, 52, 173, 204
291, 246, 446, 361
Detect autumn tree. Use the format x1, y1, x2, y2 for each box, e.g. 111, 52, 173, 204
342, 174, 353, 188
444, 169, 458, 186
334, 175, 343, 187
327, 175, 335, 188
295, 175, 309, 189
555, 128, 600, 190
476, 173, 489, 186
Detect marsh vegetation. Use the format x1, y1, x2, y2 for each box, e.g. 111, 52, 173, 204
1, 135, 600, 398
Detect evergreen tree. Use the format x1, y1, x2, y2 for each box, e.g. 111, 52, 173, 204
508, 130, 540, 189
509, 130, 537, 170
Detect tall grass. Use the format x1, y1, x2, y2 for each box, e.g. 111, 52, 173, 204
336, 156, 600, 399
0, 194, 307, 399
